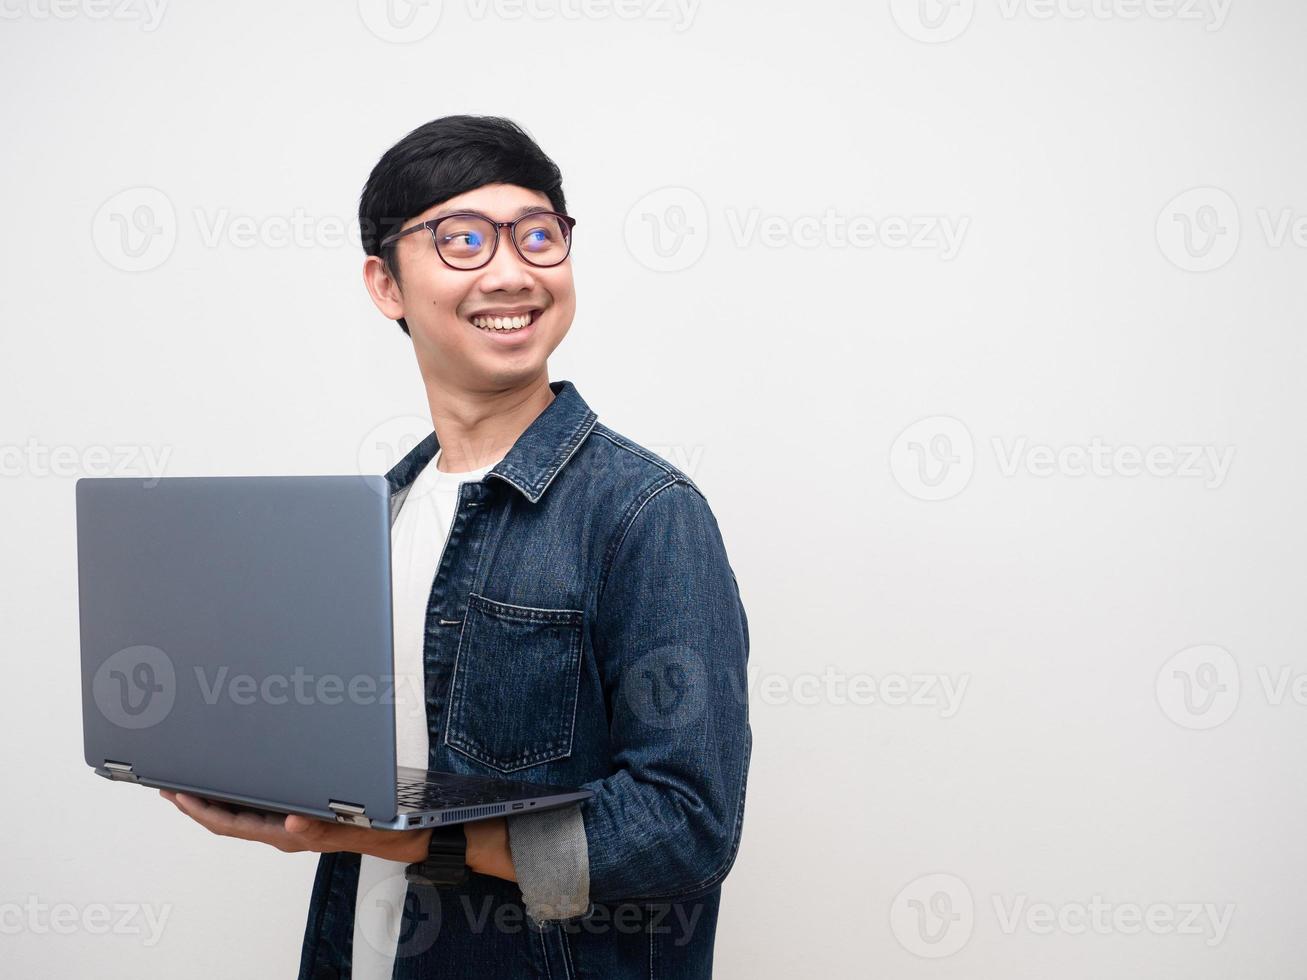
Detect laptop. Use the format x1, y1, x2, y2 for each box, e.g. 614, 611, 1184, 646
75, 474, 592, 830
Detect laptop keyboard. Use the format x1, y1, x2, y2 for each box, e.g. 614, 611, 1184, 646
395, 772, 540, 811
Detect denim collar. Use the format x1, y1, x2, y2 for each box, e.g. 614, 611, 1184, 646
384, 379, 599, 504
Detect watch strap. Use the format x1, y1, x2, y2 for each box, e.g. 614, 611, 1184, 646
405, 825, 469, 887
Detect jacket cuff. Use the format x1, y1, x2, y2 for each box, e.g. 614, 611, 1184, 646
506, 802, 590, 923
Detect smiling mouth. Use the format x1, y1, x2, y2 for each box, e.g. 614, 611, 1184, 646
468, 309, 541, 333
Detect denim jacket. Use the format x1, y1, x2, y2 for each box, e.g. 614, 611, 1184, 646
297, 380, 752, 979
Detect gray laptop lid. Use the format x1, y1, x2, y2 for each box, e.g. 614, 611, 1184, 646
76, 475, 398, 823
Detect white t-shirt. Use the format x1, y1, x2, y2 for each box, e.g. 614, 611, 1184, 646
350, 448, 499, 979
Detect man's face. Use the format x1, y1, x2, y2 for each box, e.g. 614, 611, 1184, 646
367, 183, 576, 391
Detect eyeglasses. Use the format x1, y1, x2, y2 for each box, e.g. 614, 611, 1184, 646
380, 210, 577, 271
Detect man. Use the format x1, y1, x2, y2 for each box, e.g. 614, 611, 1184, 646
160, 115, 750, 978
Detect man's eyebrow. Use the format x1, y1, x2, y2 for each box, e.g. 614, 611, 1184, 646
427, 204, 551, 221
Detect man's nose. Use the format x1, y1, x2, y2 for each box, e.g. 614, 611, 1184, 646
476, 235, 537, 292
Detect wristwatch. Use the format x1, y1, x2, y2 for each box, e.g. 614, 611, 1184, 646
405, 825, 469, 887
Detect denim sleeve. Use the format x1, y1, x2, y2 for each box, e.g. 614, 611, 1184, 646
582, 477, 751, 903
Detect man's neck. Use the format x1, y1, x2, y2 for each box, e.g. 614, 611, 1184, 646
424, 374, 555, 473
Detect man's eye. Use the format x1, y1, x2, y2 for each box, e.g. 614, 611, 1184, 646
444, 232, 484, 248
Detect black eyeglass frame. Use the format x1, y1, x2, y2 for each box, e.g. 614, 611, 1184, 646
379, 210, 578, 271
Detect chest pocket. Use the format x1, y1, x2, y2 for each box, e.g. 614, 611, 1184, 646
444, 593, 584, 773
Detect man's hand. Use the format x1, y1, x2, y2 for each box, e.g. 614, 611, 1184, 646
464, 815, 516, 882
159, 790, 517, 881
159, 790, 430, 863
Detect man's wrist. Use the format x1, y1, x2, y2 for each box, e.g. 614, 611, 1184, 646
465, 817, 516, 881
386, 827, 432, 864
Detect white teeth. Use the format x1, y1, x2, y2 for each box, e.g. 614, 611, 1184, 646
471, 312, 534, 331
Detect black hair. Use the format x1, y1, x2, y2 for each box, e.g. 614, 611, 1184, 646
358, 115, 568, 336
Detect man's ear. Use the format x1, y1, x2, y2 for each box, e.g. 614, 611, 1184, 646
362, 254, 405, 321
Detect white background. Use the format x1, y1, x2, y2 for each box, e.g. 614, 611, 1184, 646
3, 0, 1306, 976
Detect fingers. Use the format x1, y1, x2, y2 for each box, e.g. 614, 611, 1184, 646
156, 788, 354, 855
284, 812, 347, 851
161, 791, 292, 846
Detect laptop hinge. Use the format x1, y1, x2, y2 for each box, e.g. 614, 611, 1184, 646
102, 760, 139, 782
328, 800, 369, 826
